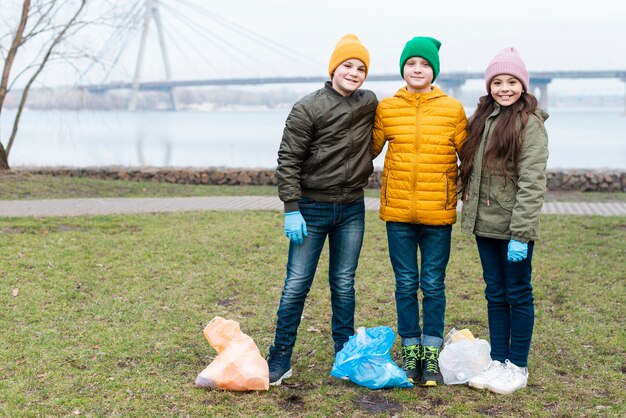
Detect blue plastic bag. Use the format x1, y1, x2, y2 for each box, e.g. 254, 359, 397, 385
330, 326, 413, 389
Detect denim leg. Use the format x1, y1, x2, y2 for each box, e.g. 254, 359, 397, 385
418, 225, 451, 348
273, 201, 330, 351
327, 198, 365, 353
475, 236, 535, 366
476, 236, 511, 363
386, 222, 421, 345
504, 242, 535, 367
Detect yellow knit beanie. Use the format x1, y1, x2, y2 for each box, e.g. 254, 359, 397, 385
328, 34, 370, 78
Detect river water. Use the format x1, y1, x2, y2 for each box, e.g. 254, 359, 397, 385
2, 107, 625, 169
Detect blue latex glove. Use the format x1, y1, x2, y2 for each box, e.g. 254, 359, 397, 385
284, 211, 307, 245
507, 239, 528, 262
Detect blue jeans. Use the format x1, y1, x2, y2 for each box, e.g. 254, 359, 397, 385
475, 236, 535, 367
273, 197, 365, 354
386, 222, 452, 349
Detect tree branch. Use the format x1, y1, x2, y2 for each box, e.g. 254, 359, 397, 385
0, 0, 31, 113
6, 0, 87, 157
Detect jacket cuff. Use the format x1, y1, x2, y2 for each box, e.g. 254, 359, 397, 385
284, 201, 299, 213
511, 235, 530, 244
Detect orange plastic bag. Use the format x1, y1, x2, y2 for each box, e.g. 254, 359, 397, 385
195, 316, 269, 391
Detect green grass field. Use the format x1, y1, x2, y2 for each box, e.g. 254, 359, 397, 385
1, 173, 625, 416
1, 172, 625, 202
1, 207, 624, 416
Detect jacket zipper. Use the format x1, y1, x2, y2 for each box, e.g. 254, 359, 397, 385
342, 100, 355, 199
412, 98, 420, 223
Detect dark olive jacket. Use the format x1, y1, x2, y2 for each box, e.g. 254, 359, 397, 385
277, 82, 378, 212
461, 106, 549, 242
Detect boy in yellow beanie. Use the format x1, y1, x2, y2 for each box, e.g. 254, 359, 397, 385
372, 36, 467, 386
268, 34, 378, 386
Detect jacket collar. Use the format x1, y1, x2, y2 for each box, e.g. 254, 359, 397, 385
394, 85, 446, 102
324, 80, 361, 99
489, 103, 502, 118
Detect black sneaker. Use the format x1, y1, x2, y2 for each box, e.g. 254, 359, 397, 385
267, 345, 293, 386
401, 344, 422, 384
421, 345, 443, 386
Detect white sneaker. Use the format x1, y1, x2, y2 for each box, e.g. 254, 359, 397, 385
487, 360, 528, 395
468, 360, 504, 390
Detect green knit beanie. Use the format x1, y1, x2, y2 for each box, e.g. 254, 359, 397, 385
399, 36, 442, 81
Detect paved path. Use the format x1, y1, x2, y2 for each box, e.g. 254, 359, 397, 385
1, 196, 625, 217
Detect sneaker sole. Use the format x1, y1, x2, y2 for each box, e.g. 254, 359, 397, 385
421, 380, 438, 387
406, 373, 422, 384
468, 380, 489, 390
269, 368, 293, 386
487, 382, 527, 395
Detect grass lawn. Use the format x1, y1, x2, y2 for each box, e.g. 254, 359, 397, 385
1, 209, 624, 416
1, 172, 625, 202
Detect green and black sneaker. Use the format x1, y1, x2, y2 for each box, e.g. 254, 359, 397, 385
421, 345, 443, 386
401, 344, 422, 384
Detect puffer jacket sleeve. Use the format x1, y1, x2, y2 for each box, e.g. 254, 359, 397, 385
371, 103, 386, 159
510, 114, 549, 242
276, 100, 314, 211
452, 107, 468, 153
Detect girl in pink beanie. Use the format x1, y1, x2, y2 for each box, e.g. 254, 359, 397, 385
458, 47, 549, 395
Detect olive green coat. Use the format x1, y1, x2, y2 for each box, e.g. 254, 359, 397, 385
461, 106, 549, 242
277, 82, 378, 212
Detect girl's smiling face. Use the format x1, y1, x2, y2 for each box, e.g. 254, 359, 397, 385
490, 74, 524, 106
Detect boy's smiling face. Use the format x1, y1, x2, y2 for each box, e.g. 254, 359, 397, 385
403, 57, 434, 93
331, 58, 366, 96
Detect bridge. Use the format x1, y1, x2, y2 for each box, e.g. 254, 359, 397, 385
81, 70, 626, 112
79, 1, 626, 112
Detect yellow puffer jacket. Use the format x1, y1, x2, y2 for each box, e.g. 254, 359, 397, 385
372, 86, 467, 225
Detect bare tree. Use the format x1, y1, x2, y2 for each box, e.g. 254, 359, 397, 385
0, 0, 89, 169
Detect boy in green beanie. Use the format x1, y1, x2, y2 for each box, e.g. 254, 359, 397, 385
372, 36, 467, 386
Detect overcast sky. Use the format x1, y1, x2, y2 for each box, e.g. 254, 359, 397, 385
207, 0, 626, 74
5, 0, 626, 93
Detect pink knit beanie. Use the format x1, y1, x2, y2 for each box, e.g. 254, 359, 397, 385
484, 47, 529, 93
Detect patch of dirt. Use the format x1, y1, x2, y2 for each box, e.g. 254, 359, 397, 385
354, 394, 403, 415
117, 357, 138, 368
1, 226, 23, 234
475, 405, 508, 416
283, 382, 315, 391
216, 298, 236, 308
57, 224, 83, 232
278, 394, 305, 411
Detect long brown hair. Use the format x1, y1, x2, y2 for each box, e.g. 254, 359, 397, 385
459, 92, 538, 194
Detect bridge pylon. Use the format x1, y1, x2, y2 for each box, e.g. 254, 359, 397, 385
128, 0, 176, 111
530, 78, 552, 111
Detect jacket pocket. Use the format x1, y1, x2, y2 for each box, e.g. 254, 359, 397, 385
381, 169, 389, 207
492, 175, 517, 211
444, 170, 458, 210
301, 147, 323, 184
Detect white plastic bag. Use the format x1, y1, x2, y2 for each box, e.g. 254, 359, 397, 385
439, 328, 491, 385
